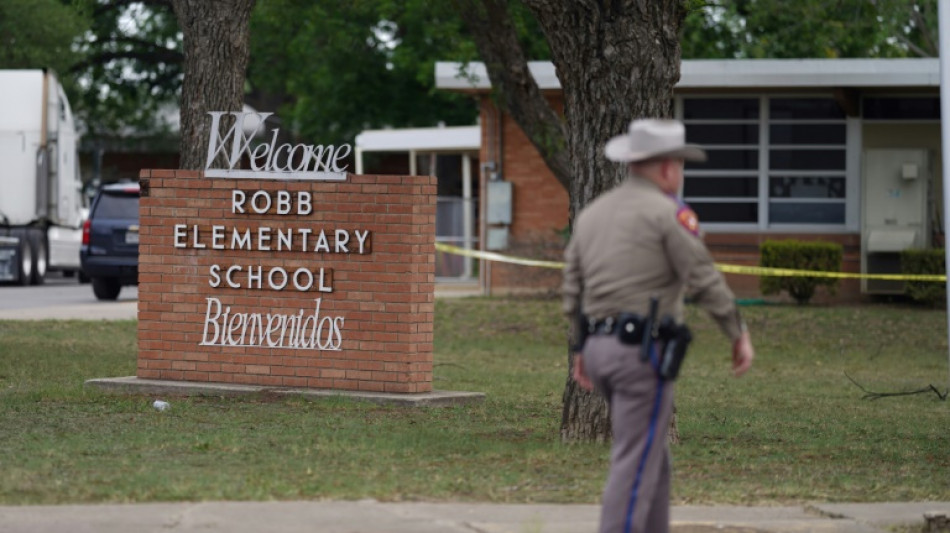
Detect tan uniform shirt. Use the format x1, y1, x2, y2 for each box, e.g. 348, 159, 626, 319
562, 175, 744, 341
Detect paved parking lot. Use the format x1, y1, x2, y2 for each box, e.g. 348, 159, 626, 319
0, 273, 137, 320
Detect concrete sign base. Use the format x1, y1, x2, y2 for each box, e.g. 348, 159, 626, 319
86, 376, 485, 408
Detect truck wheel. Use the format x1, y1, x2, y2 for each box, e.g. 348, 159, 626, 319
91, 277, 121, 300
15, 237, 33, 286
28, 230, 47, 285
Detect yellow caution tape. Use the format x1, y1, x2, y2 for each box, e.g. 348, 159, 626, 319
436, 242, 565, 269
435, 242, 947, 282
713, 263, 945, 281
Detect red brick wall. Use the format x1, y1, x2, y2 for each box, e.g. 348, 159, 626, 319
501, 110, 569, 237
137, 170, 436, 393
479, 98, 570, 293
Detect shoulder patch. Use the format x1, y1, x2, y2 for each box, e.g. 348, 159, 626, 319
676, 205, 701, 237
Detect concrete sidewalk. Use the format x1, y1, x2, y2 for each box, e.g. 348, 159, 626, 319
1, 500, 947, 533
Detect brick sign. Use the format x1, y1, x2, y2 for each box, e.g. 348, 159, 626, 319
136, 112, 436, 393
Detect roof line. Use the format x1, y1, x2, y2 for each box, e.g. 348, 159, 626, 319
436, 58, 941, 91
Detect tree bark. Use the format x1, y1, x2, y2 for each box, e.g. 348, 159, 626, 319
172, 0, 256, 170
457, 0, 687, 442
561, 339, 612, 443
526, 0, 685, 217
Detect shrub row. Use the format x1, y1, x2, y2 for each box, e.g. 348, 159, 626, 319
759, 240, 842, 304
758, 240, 946, 306
902, 248, 946, 307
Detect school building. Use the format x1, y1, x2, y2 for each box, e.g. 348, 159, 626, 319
357, 58, 944, 302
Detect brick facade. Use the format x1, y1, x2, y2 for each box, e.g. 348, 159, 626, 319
137, 169, 436, 393
480, 98, 570, 293
477, 98, 866, 302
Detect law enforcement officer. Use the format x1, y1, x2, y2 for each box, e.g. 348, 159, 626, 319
562, 119, 755, 533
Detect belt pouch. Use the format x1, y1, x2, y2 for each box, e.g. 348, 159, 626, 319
658, 322, 692, 381
616, 314, 642, 346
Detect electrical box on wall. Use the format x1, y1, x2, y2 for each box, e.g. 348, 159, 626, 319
486, 227, 509, 250
861, 149, 931, 294
487, 181, 512, 225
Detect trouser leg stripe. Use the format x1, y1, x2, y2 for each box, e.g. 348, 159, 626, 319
622, 377, 665, 533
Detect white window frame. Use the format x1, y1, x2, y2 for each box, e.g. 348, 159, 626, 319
675, 94, 860, 233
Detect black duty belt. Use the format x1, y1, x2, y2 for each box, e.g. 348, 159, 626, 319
575, 299, 693, 381
588, 313, 647, 344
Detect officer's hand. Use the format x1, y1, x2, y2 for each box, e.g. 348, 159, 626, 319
732, 331, 754, 377
573, 353, 593, 391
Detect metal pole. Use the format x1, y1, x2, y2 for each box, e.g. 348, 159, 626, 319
355, 147, 363, 175
939, 0, 950, 396
462, 153, 474, 279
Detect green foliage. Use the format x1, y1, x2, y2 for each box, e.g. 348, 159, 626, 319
902, 248, 946, 307
247, 0, 550, 146
0, 0, 89, 73
69, 0, 182, 143
682, 0, 937, 59
759, 239, 842, 304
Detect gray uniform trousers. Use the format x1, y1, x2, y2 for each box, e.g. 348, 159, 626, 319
583, 333, 675, 533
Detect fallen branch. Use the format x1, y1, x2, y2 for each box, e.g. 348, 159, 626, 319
844, 372, 948, 401
433, 362, 468, 369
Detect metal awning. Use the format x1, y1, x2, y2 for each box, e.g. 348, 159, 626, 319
355, 126, 480, 152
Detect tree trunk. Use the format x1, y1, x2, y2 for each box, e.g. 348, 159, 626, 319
562, 347, 612, 443
457, 0, 687, 442
525, 0, 685, 216
527, 0, 687, 443
172, 0, 256, 170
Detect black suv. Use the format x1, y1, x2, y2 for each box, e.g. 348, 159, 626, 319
80, 183, 140, 300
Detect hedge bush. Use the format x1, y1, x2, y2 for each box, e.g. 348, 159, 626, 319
760, 239, 843, 304
902, 248, 946, 307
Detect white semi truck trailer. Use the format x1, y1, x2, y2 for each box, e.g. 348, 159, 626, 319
0, 69, 85, 285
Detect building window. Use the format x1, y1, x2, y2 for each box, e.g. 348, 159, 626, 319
682, 96, 848, 228
862, 96, 940, 120
767, 98, 846, 225
683, 97, 760, 226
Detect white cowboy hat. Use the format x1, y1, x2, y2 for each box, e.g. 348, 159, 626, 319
604, 119, 707, 163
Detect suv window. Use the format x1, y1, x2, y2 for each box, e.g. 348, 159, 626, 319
94, 193, 139, 219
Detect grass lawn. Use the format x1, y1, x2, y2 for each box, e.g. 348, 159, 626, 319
0, 298, 948, 505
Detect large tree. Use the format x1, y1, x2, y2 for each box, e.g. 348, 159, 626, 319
454, 0, 687, 442
172, 0, 256, 169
